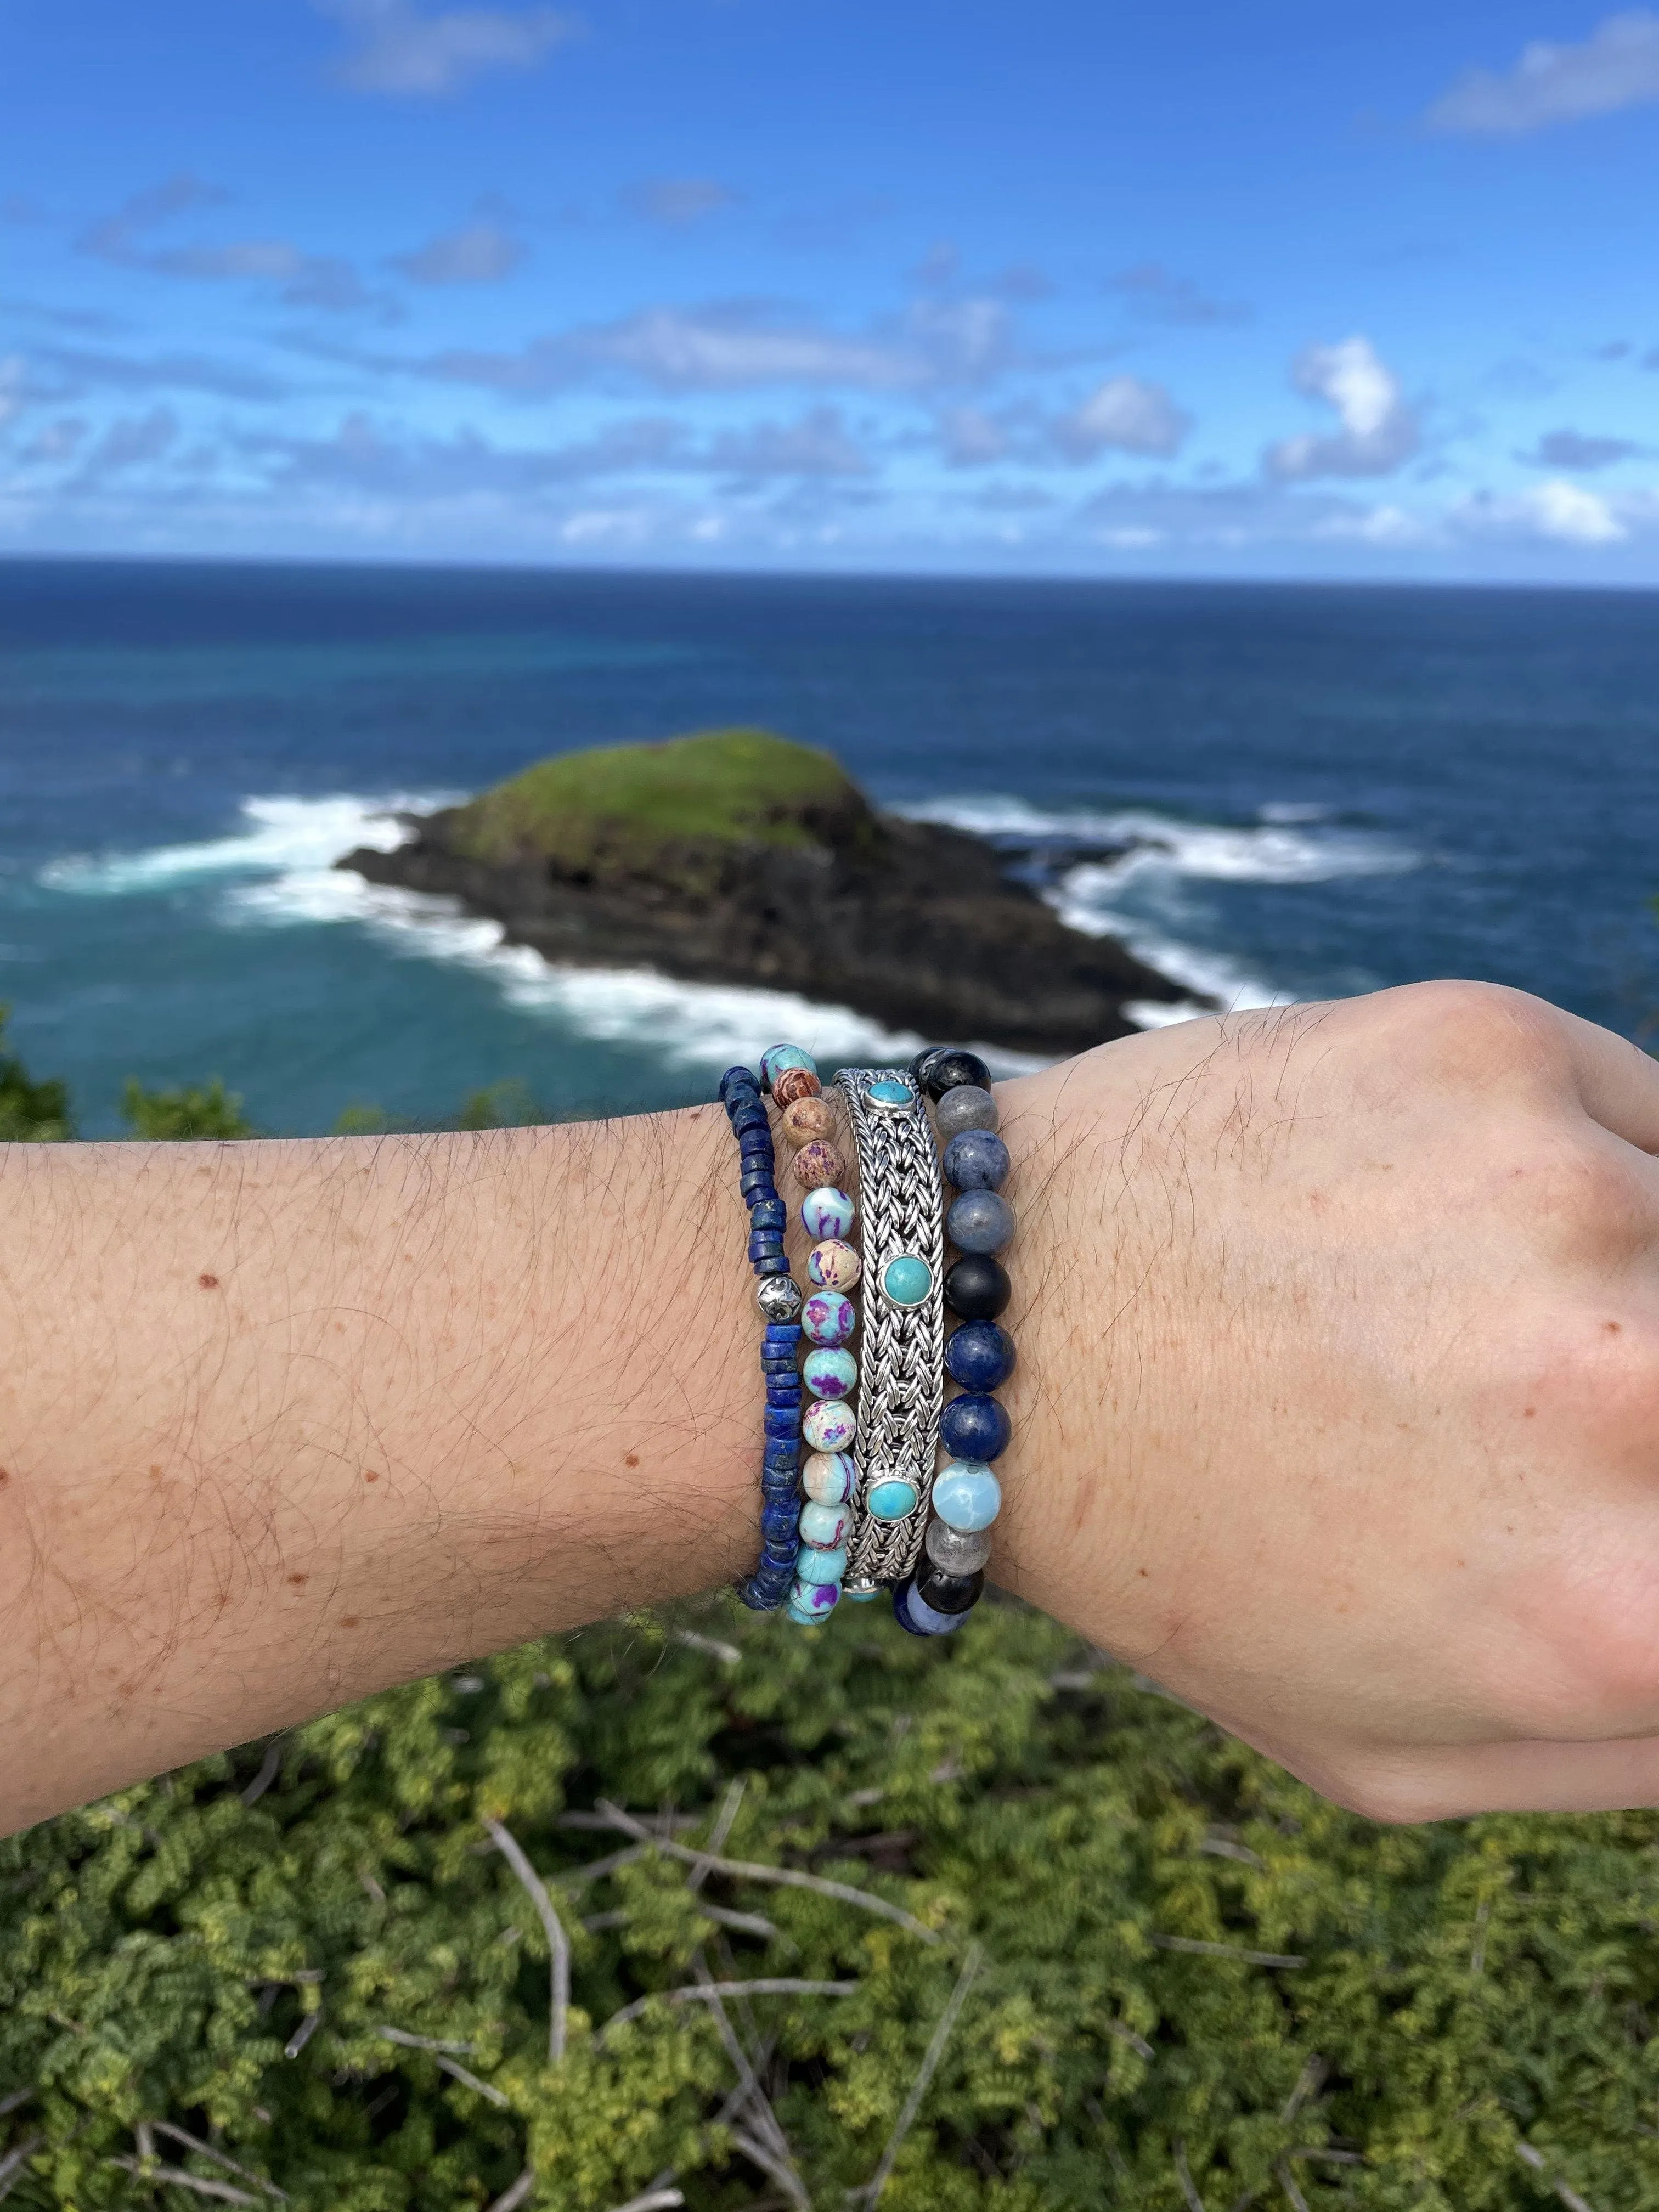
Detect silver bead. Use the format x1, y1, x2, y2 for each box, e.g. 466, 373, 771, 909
934, 1083, 999, 1139
755, 1275, 803, 1322
924, 1517, 992, 1575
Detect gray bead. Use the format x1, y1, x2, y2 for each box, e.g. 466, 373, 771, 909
947, 1188, 1015, 1255
756, 1275, 803, 1321
925, 1518, 992, 1576
935, 1083, 999, 1140
943, 1128, 1010, 1192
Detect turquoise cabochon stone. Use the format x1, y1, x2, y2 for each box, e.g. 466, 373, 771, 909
867, 1477, 919, 1522
882, 1254, 933, 1307
868, 1076, 915, 1106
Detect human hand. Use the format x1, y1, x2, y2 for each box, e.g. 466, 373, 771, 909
995, 981, 1659, 1819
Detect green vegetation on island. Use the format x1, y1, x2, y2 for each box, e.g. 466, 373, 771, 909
445, 727, 871, 877
0, 1020, 1656, 2209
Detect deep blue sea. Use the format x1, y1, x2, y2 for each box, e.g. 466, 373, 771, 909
2, 559, 1656, 1137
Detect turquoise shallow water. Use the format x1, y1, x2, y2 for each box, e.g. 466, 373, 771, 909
2, 558, 1657, 1136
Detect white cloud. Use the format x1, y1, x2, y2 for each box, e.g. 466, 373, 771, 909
82, 176, 373, 311
705, 407, 872, 478
1427, 10, 1659, 135
317, 0, 577, 97
939, 407, 1009, 465
391, 219, 526, 284
1054, 375, 1192, 459
0, 356, 26, 427
1454, 479, 1632, 544
1109, 262, 1250, 326
1265, 336, 1420, 479
1519, 427, 1641, 470
1313, 503, 1427, 546
621, 178, 740, 227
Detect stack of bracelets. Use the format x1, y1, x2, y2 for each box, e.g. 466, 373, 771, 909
721, 1040, 1013, 1635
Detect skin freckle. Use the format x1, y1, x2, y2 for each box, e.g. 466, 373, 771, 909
286, 1572, 308, 1587
198, 1273, 219, 1290
364, 1470, 380, 1483
340, 1616, 360, 1629
625, 1453, 640, 1468
1606, 1320, 1623, 1334
1524, 1407, 1537, 1418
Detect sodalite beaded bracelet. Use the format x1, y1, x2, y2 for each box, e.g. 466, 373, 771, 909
721, 1057, 809, 1612
893, 1047, 1014, 1638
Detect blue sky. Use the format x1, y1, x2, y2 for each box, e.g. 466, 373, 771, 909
3, 1, 1658, 579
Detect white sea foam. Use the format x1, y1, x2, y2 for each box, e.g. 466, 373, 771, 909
894, 791, 1420, 1022
40, 793, 455, 894
45, 791, 1043, 1075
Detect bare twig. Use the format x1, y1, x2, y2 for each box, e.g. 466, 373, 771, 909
1108, 2019, 1155, 2062
1275, 2158, 1311, 2212
1173, 2138, 1207, 2212
0, 2091, 33, 2120
600, 1980, 859, 2041
485, 1817, 571, 2065
594, 1801, 940, 1943
1516, 2141, 1596, 2212
690, 1960, 810, 2212
1200, 1836, 1265, 1869
704, 1904, 781, 1940
1280, 2055, 1327, 2122
437, 2056, 510, 2108
484, 2168, 537, 2212
239, 1738, 287, 1808
283, 2007, 323, 2061
107, 2158, 258, 2206
0, 2139, 42, 2203
1152, 1935, 1306, 1970
673, 1629, 742, 1665
557, 1810, 700, 1834
564, 1844, 649, 1888
605, 2194, 684, 2212
854, 1943, 983, 2208
149, 2123, 289, 2201
687, 1779, 747, 1895
374, 2024, 479, 2056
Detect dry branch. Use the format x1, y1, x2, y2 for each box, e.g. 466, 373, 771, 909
486, 1816, 572, 2064
854, 1943, 983, 2208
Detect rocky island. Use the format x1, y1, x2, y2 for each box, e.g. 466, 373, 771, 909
338, 729, 1191, 1057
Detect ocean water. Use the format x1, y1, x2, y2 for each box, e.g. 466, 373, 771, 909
2, 558, 1656, 1137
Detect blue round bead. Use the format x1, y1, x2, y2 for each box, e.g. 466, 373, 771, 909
947, 1189, 1015, 1255
939, 1392, 1011, 1462
893, 1583, 969, 1637
945, 1319, 1016, 1393
799, 1499, 851, 1548
802, 1289, 855, 1346
794, 1542, 847, 1585
943, 1128, 1011, 1192
932, 1459, 1002, 1532
760, 1044, 817, 1092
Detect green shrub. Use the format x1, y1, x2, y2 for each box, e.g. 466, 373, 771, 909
119, 1079, 255, 1141
0, 1010, 72, 1142
2, 1035, 1655, 2208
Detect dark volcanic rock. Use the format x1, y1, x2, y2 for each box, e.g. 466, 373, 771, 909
338, 738, 1192, 1057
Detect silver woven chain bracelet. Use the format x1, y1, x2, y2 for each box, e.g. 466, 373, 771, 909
833, 1065, 945, 1592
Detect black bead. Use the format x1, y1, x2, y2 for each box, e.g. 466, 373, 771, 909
921, 1048, 991, 1099
914, 1562, 985, 1614
944, 1252, 1011, 1319
909, 1046, 944, 1086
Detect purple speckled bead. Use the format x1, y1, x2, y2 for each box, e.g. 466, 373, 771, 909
803, 1451, 856, 1504
807, 1238, 862, 1291
802, 1398, 857, 1453
801, 1186, 856, 1241
802, 1347, 857, 1400
787, 1576, 840, 1623
799, 1499, 851, 1548
801, 1289, 855, 1346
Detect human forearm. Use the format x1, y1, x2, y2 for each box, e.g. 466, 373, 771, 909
0, 1108, 763, 1829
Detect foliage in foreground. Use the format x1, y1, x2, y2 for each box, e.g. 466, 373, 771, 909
2, 1598, 1657, 2212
